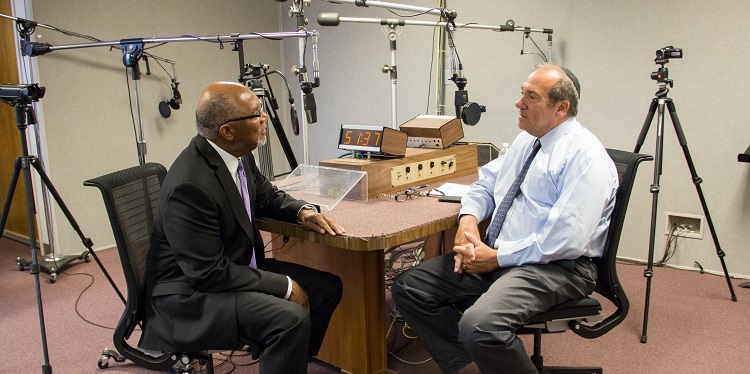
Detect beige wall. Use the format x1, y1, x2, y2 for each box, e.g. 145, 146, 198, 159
29, 0, 290, 254
25, 0, 750, 279
282, 0, 750, 279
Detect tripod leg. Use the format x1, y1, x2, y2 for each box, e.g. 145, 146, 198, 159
15, 126, 53, 372
0, 157, 22, 235
634, 99, 658, 153
28, 158, 127, 304
641, 98, 668, 344
666, 100, 737, 302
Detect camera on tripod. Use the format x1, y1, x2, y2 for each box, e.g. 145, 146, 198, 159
651, 46, 682, 93
0, 83, 46, 104
655, 46, 682, 61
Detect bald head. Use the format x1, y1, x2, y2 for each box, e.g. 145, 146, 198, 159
195, 81, 268, 157
534, 63, 580, 117
196, 82, 255, 140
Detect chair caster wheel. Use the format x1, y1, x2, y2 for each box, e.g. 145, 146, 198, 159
97, 358, 109, 369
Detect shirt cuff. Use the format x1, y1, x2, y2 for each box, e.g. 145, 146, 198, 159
284, 276, 293, 300
297, 203, 319, 223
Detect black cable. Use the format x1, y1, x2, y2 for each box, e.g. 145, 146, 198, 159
386, 8, 436, 18
264, 233, 284, 253
61, 270, 117, 330
520, 33, 548, 62
425, 21, 439, 115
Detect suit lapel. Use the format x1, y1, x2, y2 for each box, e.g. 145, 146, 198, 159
194, 136, 256, 241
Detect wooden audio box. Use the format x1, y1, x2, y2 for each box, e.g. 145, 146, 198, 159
399, 115, 464, 149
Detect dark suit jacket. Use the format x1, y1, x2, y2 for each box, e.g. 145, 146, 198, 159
139, 135, 306, 352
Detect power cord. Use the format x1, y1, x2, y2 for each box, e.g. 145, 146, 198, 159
61, 270, 117, 330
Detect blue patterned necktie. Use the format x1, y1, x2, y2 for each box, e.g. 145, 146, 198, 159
484, 139, 541, 246
237, 160, 257, 269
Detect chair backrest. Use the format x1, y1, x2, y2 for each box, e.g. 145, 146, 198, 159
84, 163, 167, 340
575, 149, 652, 338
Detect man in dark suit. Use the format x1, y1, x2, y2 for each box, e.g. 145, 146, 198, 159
139, 81, 346, 373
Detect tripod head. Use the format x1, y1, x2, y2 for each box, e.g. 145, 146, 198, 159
650, 63, 672, 98
0, 84, 45, 130
243, 63, 270, 90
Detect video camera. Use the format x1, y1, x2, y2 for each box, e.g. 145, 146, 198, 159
0, 84, 46, 103
655, 46, 682, 61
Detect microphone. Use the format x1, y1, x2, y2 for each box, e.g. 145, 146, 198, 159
159, 79, 182, 118
317, 13, 340, 27
303, 92, 317, 124
292, 31, 320, 124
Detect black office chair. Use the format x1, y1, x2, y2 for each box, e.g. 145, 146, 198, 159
520, 149, 652, 373
84, 163, 216, 373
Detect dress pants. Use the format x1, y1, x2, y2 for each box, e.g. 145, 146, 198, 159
236, 259, 342, 374
391, 253, 597, 374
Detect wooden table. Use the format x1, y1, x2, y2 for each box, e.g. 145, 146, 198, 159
257, 175, 475, 374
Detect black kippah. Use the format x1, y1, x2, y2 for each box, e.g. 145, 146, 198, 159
561, 67, 581, 97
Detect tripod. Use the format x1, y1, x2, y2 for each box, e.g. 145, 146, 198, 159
633, 57, 737, 344
0, 85, 128, 373
234, 40, 299, 180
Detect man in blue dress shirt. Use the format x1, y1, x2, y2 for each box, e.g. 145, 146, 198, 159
392, 63, 618, 373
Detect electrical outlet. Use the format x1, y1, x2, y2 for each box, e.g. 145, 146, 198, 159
665, 212, 703, 239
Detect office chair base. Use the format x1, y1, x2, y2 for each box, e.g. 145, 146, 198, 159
97, 349, 126, 369
174, 353, 215, 374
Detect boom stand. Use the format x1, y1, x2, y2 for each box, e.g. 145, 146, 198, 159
634, 60, 737, 344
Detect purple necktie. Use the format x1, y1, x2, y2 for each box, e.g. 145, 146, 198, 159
484, 139, 541, 246
237, 160, 256, 269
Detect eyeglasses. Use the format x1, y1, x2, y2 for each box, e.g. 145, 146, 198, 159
379, 189, 423, 202
226, 113, 262, 123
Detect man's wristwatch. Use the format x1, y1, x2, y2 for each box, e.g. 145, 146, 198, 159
298, 204, 319, 223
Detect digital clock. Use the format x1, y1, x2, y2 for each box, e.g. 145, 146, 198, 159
337, 125, 408, 156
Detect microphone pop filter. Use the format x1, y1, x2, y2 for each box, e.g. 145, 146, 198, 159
290, 105, 300, 136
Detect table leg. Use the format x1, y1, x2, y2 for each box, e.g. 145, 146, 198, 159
271, 236, 389, 374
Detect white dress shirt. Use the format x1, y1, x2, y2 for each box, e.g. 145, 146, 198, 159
460, 117, 619, 267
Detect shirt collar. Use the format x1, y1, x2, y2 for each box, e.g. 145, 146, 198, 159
205, 137, 240, 177
538, 117, 579, 152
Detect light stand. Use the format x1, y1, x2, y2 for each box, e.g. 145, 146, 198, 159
633, 48, 737, 344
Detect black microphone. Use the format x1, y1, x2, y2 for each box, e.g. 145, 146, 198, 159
317, 13, 340, 27
303, 92, 317, 124
159, 80, 182, 118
